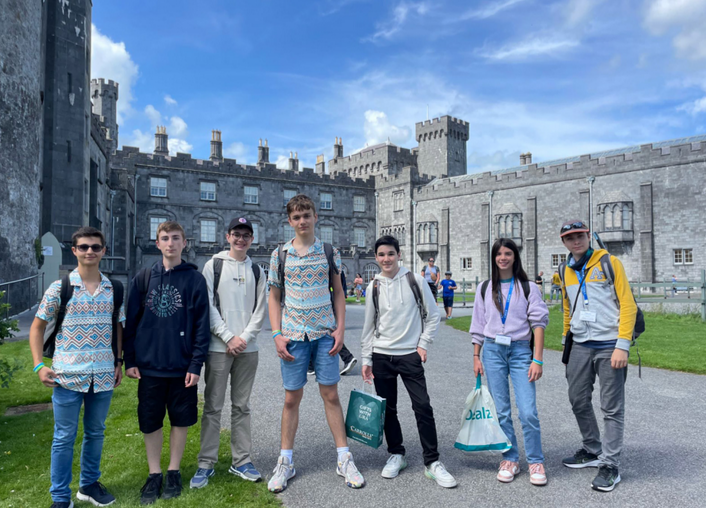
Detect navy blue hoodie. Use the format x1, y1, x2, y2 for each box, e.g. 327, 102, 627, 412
123, 260, 210, 377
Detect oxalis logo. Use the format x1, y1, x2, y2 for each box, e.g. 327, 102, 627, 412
465, 407, 493, 421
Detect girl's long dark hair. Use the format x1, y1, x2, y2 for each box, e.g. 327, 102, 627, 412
491, 238, 529, 314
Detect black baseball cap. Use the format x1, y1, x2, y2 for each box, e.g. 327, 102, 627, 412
228, 217, 254, 234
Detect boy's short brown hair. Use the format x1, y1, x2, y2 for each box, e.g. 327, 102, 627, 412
156, 221, 186, 240
286, 194, 317, 216
72, 227, 105, 247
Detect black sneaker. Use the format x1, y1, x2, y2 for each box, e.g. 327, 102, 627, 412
592, 465, 621, 492
161, 470, 183, 500
562, 448, 601, 469
77, 481, 116, 506
340, 357, 357, 376
140, 473, 163, 505
50, 502, 74, 508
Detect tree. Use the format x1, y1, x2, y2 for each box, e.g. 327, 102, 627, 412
0, 291, 20, 388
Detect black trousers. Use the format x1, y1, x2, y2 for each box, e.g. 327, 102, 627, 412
372, 352, 439, 466
428, 282, 438, 300
308, 343, 354, 371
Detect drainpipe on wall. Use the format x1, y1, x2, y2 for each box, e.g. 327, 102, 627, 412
109, 190, 116, 272
487, 190, 494, 279
374, 191, 379, 238
133, 174, 140, 245
586, 176, 595, 248
412, 200, 418, 274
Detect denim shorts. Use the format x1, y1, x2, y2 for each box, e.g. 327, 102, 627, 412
280, 334, 340, 391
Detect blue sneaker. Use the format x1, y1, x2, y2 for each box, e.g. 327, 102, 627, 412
189, 468, 215, 489
229, 462, 262, 482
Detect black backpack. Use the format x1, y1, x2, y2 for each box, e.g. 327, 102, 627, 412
478, 279, 534, 349
212, 258, 261, 316
371, 271, 427, 338
277, 242, 338, 309
43, 274, 124, 361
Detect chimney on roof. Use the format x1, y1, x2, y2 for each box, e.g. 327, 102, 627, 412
257, 138, 269, 164
210, 130, 223, 161
334, 137, 343, 159
525, 152, 532, 164
154, 126, 169, 155
288, 151, 299, 171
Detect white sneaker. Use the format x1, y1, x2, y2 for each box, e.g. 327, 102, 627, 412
424, 461, 457, 488
381, 454, 408, 479
336, 452, 365, 488
267, 456, 296, 493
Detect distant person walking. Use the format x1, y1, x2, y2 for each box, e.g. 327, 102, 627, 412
354, 273, 364, 302
422, 257, 441, 302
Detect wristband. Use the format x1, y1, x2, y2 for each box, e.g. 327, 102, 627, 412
272, 329, 282, 336
33, 362, 45, 373
532, 359, 543, 366
273, 331, 282, 339
473, 354, 480, 357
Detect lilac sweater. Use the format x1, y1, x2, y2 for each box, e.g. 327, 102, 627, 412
470, 280, 549, 345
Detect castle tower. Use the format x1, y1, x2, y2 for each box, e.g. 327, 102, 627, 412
315, 154, 326, 175
90, 78, 119, 153
288, 151, 299, 171
334, 137, 344, 159
414, 116, 469, 178
210, 130, 223, 161
154, 126, 169, 155
258, 139, 269, 164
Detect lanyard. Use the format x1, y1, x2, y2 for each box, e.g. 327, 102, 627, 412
576, 267, 589, 306
498, 277, 514, 326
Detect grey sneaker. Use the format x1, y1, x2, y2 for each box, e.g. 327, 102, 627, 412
336, 452, 365, 488
381, 454, 407, 479
229, 462, 262, 482
425, 461, 457, 488
340, 357, 357, 375
268, 456, 296, 493
189, 467, 215, 489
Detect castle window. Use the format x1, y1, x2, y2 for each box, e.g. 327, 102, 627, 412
244, 185, 258, 204
252, 223, 260, 244
364, 263, 380, 283
429, 223, 437, 244
320, 225, 333, 244
496, 213, 522, 240
200, 219, 217, 243
462, 257, 472, 270
354, 228, 366, 248
200, 181, 216, 201
551, 253, 567, 268
353, 195, 366, 212
320, 192, 333, 210
150, 216, 167, 240
393, 192, 404, 211
283, 225, 295, 242
150, 177, 167, 197
284, 188, 297, 208
598, 200, 632, 231
673, 248, 693, 265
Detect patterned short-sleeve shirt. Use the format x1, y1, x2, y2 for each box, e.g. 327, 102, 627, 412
268, 238, 341, 341
36, 269, 126, 393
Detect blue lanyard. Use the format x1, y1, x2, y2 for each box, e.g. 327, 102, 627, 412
498, 277, 514, 325
576, 267, 589, 306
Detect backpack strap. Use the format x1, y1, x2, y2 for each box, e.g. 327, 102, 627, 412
599, 254, 620, 308
109, 278, 124, 362
479, 280, 490, 301
43, 274, 74, 359
405, 271, 427, 333
251, 263, 260, 313
278, 245, 287, 308
323, 242, 338, 310
558, 261, 569, 301
372, 279, 381, 338
212, 257, 224, 316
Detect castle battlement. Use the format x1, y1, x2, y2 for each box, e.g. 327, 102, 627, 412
415, 115, 469, 129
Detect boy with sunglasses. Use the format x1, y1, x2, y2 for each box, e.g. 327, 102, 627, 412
29, 227, 125, 508
190, 218, 267, 488
559, 220, 637, 492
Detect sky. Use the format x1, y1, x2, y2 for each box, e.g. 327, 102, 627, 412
91, 0, 706, 174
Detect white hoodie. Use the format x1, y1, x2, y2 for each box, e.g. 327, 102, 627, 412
360, 266, 441, 366
202, 251, 267, 353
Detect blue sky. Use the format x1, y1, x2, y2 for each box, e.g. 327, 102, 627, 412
91, 0, 706, 173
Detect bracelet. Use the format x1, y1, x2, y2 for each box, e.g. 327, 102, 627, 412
273, 331, 282, 339
473, 354, 480, 357
272, 329, 282, 336
532, 359, 544, 366
33, 362, 45, 373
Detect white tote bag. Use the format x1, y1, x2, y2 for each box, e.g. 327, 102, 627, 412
454, 375, 512, 453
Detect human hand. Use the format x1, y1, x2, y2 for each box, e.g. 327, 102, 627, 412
611, 349, 628, 369
275, 334, 294, 362
38, 367, 58, 387
528, 362, 543, 382
417, 347, 427, 363
473, 356, 484, 377
329, 328, 344, 356
114, 365, 123, 387
185, 372, 200, 387
362, 365, 374, 383
227, 336, 247, 356
126, 367, 141, 379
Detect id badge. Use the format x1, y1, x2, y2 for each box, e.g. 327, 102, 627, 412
495, 334, 512, 346
579, 311, 596, 322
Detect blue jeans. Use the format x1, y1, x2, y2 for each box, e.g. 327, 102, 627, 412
482, 339, 544, 464
280, 335, 340, 390
50, 384, 113, 502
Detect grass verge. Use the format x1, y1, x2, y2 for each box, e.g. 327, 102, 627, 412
0, 341, 279, 508
445, 306, 706, 375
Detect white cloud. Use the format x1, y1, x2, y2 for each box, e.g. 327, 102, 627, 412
144, 105, 162, 127
563, 0, 605, 27
275, 155, 290, 169
124, 129, 153, 152
224, 141, 250, 161
164, 95, 177, 105
468, 150, 523, 172
478, 36, 579, 61
460, 0, 525, 20
169, 138, 193, 156
168, 116, 189, 138
362, 110, 411, 146
363, 1, 429, 43
90, 25, 139, 123
644, 0, 706, 60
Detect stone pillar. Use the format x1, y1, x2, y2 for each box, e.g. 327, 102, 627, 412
640, 182, 654, 282
525, 197, 537, 278
480, 202, 490, 279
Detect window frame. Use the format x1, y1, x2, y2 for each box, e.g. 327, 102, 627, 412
200, 181, 217, 201
283, 188, 297, 208
320, 192, 333, 210
244, 185, 259, 204
251, 223, 260, 244
283, 224, 295, 242
150, 216, 168, 240
150, 177, 168, 197
393, 192, 404, 212
320, 225, 334, 244
353, 195, 366, 212
200, 219, 217, 243
551, 253, 567, 269
461, 257, 472, 270
354, 227, 366, 248
673, 248, 693, 265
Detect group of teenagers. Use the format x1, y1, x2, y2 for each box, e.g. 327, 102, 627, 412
29, 193, 637, 508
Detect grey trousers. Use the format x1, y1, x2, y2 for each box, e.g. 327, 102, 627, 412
566, 344, 627, 468
198, 351, 258, 469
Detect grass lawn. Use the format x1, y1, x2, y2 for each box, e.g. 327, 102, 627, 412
445, 306, 706, 375
0, 341, 279, 508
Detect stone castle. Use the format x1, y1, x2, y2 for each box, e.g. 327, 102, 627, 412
1, 0, 704, 299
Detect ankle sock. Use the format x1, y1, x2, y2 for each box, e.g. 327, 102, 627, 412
280, 449, 293, 463
337, 447, 350, 463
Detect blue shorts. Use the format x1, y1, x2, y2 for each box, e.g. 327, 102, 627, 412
280, 334, 340, 391
443, 296, 454, 308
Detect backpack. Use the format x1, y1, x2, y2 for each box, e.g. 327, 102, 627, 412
212, 258, 261, 316
43, 274, 124, 361
371, 271, 428, 338
278, 242, 338, 309
478, 279, 534, 349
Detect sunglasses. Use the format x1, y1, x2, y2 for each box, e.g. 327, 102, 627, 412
75, 243, 104, 252
560, 222, 588, 233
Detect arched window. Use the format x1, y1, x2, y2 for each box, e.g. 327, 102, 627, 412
605, 206, 614, 229
504, 216, 511, 237
613, 204, 622, 230
364, 263, 380, 283
512, 215, 520, 238
423, 224, 429, 243
622, 203, 630, 230
417, 224, 422, 243
430, 223, 437, 244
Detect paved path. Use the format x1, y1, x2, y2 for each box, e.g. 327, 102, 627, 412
206, 303, 706, 508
